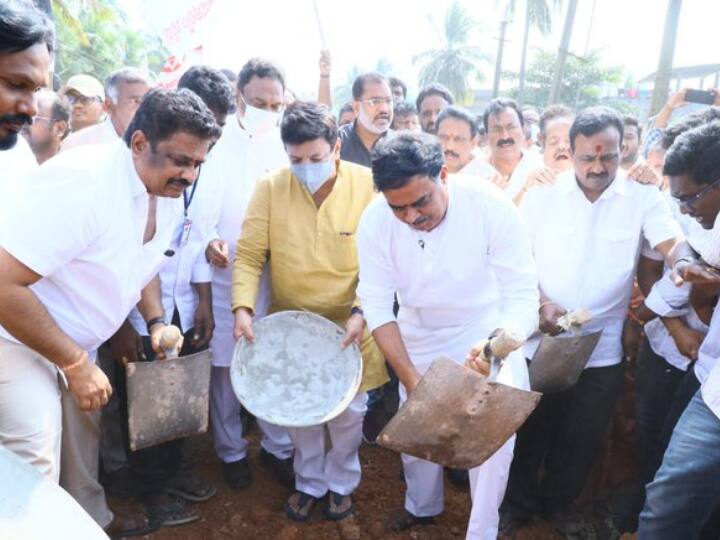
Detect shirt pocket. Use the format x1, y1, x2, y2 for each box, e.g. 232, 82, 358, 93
597, 228, 638, 272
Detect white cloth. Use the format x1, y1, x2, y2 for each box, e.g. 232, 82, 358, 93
209, 366, 293, 461
195, 116, 286, 367
702, 357, 720, 420
493, 150, 543, 200
287, 393, 367, 498
520, 170, 682, 368
696, 302, 720, 385
357, 177, 537, 535
459, 155, 496, 179
60, 118, 118, 152
0, 141, 183, 354
0, 136, 37, 196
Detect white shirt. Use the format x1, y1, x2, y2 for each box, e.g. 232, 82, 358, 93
458, 155, 496, 179
60, 118, 118, 152
194, 116, 287, 366
0, 141, 183, 354
0, 136, 37, 196
357, 177, 538, 389
700, 302, 720, 418
520, 170, 682, 368
701, 356, 720, 420
492, 150, 543, 199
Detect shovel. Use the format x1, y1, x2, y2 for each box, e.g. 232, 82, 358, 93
377, 334, 541, 469
126, 326, 212, 451
529, 309, 602, 393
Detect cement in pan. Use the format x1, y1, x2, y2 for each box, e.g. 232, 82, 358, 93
231, 311, 363, 427
0, 445, 108, 539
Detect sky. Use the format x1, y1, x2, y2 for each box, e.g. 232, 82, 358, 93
120, 0, 718, 101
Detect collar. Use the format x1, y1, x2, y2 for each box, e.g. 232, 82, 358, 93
556, 168, 628, 200
122, 141, 147, 198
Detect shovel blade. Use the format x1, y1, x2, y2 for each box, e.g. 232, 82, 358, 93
378, 357, 541, 469
126, 349, 212, 451
528, 330, 603, 393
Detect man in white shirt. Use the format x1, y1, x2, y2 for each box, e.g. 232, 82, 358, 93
436, 105, 496, 178
356, 132, 539, 538
501, 107, 694, 537
61, 67, 150, 151
483, 97, 542, 201
198, 58, 294, 490
0, 86, 221, 537
639, 121, 720, 539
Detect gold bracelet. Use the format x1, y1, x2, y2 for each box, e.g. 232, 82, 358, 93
61, 356, 87, 373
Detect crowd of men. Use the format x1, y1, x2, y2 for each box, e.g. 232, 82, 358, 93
2, 2, 720, 539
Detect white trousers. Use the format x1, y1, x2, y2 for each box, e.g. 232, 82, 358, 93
287, 393, 367, 498
210, 366, 293, 462
0, 337, 62, 479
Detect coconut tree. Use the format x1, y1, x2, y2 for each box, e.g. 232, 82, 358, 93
504, 0, 562, 104
650, 0, 682, 115
413, 1, 488, 104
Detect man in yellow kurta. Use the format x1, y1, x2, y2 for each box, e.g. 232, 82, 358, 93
231, 101, 387, 523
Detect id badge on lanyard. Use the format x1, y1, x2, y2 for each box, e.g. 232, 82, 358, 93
179, 179, 199, 247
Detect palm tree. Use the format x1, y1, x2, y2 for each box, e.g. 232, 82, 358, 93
414, 1, 488, 104
649, 0, 682, 115
547, 0, 578, 105
504, 0, 561, 104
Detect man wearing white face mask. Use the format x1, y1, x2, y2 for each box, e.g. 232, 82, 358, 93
194, 58, 294, 491
232, 101, 387, 522
337, 72, 394, 168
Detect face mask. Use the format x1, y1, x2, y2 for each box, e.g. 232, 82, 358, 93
357, 108, 389, 135
291, 160, 333, 194
240, 101, 282, 137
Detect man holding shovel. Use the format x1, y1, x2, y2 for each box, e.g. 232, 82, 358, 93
356, 132, 539, 538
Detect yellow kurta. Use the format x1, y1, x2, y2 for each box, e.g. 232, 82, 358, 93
231, 160, 388, 392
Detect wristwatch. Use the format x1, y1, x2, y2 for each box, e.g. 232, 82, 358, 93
350, 307, 364, 317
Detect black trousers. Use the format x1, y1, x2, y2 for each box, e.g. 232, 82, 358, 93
502, 361, 624, 519
115, 323, 205, 501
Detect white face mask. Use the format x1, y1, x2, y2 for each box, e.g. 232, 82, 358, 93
240, 97, 282, 137
291, 160, 334, 194
357, 107, 389, 135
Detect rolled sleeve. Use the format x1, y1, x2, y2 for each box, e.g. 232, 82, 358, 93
231, 177, 271, 312
643, 189, 683, 249
356, 209, 397, 332
645, 269, 690, 317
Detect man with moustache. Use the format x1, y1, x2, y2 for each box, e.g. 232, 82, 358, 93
338, 72, 393, 168
416, 82, 454, 134
436, 105, 496, 177
60, 73, 105, 133
22, 89, 69, 164
0, 84, 221, 537
62, 67, 151, 151
483, 98, 543, 201
500, 107, 697, 537
197, 58, 295, 491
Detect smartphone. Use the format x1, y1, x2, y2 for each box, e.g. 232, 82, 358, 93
685, 89, 716, 105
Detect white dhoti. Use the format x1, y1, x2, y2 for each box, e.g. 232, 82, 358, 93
287, 393, 367, 498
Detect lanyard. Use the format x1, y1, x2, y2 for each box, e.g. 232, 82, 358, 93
182, 175, 199, 217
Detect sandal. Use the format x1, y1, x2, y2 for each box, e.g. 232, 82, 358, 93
284, 491, 319, 522
324, 491, 354, 521
166, 471, 217, 502
104, 509, 159, 539
384, 509, 436, 532
144, 494, 200, 528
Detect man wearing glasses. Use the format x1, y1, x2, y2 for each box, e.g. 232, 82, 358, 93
337, 72, 394, 168
196, 58, 295, 491
21, 89, 69, 164
60, 74, 105, 133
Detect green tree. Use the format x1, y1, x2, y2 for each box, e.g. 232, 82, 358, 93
414, 1, 488, 104
332, 65, 363, 110
504, 49, 623, 109
503, 0, 561, 104
51, 0, 168, 83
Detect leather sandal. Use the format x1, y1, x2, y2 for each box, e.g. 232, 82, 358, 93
323, 491, 353, 521
284, 491, 318, 522
104, 509, 159, 539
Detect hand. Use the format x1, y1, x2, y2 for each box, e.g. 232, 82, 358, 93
525, 166, 557, 189
233, 307, 255, 343
66, 358, 113, 411
465, 341, 491, 376
206, 238, 229, 268
192, 297, 215, 349
149, 323, 183, 360
666, 88, 688, 110
668, 322, 705, 361
319, 49, 331, 77
401, 368, 422, 395
627, 161, 661, 186
340, 312, 364, 349
539, 302, 568, 336
108, 320, 143, 366
489, 171, 510, 190
673, 261, 720, 287
622, 317, 643, 363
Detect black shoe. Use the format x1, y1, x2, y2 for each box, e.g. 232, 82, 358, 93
446, 467, 469, 491
259, 448, 294, 489
385, 509, 436, 532
144, 494, 200, 528
222, 458, 251, 490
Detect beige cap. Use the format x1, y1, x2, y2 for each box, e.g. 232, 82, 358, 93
61, 74, 105, 100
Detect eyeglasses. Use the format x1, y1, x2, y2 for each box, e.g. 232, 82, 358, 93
673, 177, 720, 210
33, 116, 52, 123
65, 94, 101, 106
359, 97, 393, 107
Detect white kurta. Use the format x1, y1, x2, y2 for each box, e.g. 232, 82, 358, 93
357, 176, 539, 539
195, 116, 287, 367
459, 155, 496, 179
